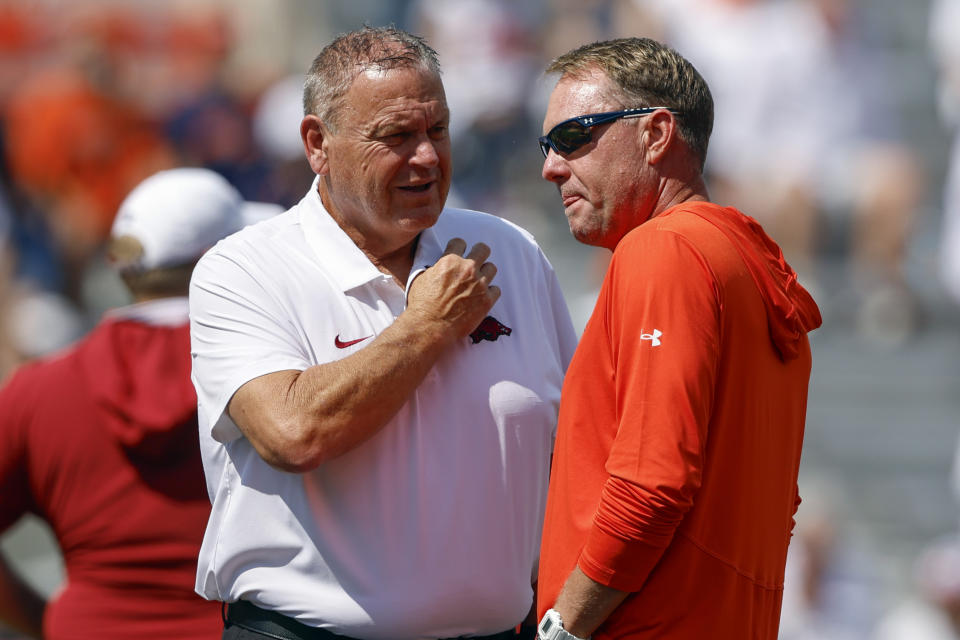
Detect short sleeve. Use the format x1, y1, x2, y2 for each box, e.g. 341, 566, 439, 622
189, 249, 312, 443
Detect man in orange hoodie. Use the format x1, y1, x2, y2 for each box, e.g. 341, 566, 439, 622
0, 168, 279, 639
535, 38, 822, 639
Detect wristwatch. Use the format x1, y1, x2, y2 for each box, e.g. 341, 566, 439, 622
537, 609, 589, 640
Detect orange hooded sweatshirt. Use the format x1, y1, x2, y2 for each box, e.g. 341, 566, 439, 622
538, 202, 822, 639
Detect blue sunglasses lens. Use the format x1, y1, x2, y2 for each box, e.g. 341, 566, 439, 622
540, 122, 592, 157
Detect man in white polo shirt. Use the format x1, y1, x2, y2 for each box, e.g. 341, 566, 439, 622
189, 26, 577, 640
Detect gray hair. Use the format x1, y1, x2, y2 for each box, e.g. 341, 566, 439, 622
547, 37, 713, 170
303, 25, 441, 130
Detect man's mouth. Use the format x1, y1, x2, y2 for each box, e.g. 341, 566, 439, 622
561, 193, 581, 207
399, 182, 433, 193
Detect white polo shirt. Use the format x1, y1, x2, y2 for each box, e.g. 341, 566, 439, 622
189, 182, 577, 640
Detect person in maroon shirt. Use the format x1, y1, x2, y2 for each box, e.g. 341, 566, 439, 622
0, 168, 272, 639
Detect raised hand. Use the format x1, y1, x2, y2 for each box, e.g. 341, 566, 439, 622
406, 238, 501, 344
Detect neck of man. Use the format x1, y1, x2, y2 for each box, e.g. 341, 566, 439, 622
365, 238, 420, 288
649, 173, 711, 220
318, 182, 419, 287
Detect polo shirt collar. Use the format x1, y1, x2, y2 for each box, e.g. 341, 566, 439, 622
299, 177, 447, 294
299, 178, 390, 292
410, 223, 443, 274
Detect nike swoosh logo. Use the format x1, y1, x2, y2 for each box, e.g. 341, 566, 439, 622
334, 334, 372, 349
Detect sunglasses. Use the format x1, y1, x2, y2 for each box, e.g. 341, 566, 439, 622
538, 107, 681, 158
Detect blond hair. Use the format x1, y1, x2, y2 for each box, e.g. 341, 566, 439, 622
547, 37, 713, 170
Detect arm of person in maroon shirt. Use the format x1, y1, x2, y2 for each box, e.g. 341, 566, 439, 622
0, 552, 46, 638
0, 375, 47, 638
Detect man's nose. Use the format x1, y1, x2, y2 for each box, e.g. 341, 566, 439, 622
410, 136, 440, 167
541, 149, 569, 183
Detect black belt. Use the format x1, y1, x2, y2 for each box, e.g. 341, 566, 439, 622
224, 600, 529, 640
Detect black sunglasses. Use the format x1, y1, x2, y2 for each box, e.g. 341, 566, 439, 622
538, 107, 681, 158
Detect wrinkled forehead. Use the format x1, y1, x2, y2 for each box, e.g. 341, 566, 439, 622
353, 61, 437, 83
342, 66, 448, 123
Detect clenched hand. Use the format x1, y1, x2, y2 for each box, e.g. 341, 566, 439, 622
407, 238, 501, 345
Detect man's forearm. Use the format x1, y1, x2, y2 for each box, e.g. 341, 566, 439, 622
0, 553, 45, 638
228, 308, 456, 472
228, 239, 502, 472
551, 566, 629, 638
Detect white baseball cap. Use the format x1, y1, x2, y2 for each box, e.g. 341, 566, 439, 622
241, 200, 285, 226
110, 168, 270, 272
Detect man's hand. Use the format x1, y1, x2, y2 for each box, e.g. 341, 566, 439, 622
407, 238, 501, 344
226, 237, 503, 472
551, 567, 629, 638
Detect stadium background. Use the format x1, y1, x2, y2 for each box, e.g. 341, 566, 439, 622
0, 0, 958, 637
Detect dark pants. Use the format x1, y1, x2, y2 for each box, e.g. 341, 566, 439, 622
222, 600, 528, 640
223, 623, 272, 640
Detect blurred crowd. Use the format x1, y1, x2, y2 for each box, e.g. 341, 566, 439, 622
0, 0, 954, 370
0, 0, 959, 638
0, 0, 339, 372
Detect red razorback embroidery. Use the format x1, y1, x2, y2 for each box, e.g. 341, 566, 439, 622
469, 316, 512, 344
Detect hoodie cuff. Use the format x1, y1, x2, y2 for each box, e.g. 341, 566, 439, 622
578, 526, 668, 593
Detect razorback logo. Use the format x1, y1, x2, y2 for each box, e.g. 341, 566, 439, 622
469, 315, 512, 344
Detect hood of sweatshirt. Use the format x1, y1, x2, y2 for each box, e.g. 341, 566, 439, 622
679, 202, 822, 361
77, 301, 197, 461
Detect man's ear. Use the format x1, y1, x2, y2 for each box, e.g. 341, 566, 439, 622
301, 114, 329, 175
642, 110, 677, 165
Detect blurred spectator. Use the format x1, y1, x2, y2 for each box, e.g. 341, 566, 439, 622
806, 0, 924, 344
251, 73, 316, 208
631, 0, 924, 344
4, 287, 85, 366
239, 199, 285, 226
252, 73, 305, 164
930, 0, 960, 307
327, 0, 415, 32
0, 1, 297, 313
940, 138, 960, 306
632, 0, 828, 268
164, 88, 272, 201
932, 9, 960, 622
3, 62, 175, 300
531, 0, 654, 142
0, 167, 275, 639
539, 0, 625, 61
874, 536, 960, 640
0, 152, 86, 378
409, 0, 546, 213
0, 177, 19, 377
779, 479, 883, 640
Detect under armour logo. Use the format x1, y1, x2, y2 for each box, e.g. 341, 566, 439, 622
640, 329, 662, 347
